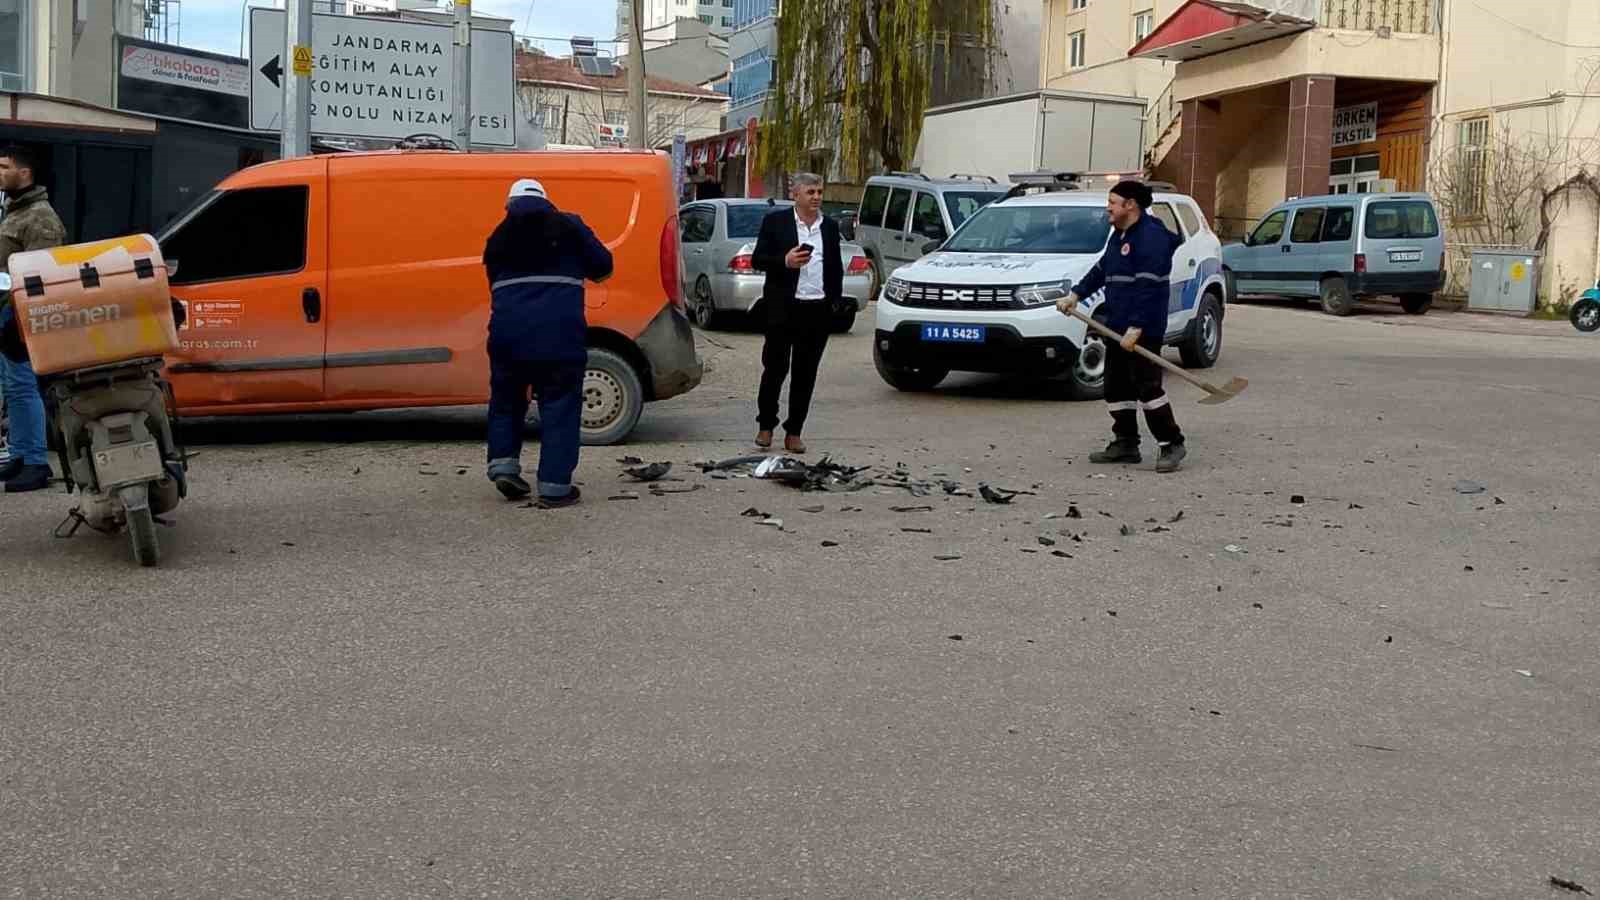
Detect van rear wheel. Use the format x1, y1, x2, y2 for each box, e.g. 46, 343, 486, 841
526, 348, 645, 446
1320, 276, 1356, 316
1399, 292, 1433, 315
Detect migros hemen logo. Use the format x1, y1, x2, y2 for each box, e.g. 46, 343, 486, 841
26, 301, 123, 334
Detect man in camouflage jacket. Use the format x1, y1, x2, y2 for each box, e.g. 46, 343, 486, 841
0, 145, 66, 492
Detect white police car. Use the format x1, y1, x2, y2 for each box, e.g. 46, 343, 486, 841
873, 179, 1227, 398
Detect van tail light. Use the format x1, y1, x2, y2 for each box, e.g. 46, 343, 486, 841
661, 215, 683, 310
1354, 253, 1367, 274
729, 253, 754, 272
846, 254, 870, 275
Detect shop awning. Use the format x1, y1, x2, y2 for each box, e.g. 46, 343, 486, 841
1129, 0, 1317, 62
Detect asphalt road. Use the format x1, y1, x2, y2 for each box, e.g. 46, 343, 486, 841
2, 300, 1596, 898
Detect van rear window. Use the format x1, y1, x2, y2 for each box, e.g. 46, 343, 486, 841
1364, 201, 1439, 240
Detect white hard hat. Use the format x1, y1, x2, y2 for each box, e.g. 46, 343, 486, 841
508, 178, 547, 200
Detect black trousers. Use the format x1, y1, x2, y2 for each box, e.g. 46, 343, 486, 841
1104, 333, 1183, 447
757, 299, 832, 435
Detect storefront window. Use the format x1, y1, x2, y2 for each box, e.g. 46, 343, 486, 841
0, 0, 28, 92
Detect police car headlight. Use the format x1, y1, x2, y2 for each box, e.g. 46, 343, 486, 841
882, 277, 911, 303
1016, 279, 1071, 307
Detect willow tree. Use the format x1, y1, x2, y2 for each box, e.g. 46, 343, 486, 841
760, 0, 1001, 182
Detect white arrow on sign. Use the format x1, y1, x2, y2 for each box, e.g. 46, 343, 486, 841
248, 7, 515, 146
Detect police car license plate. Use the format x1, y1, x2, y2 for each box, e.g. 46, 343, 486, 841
921, 324, 986, 343
1389, 250, 1422, 263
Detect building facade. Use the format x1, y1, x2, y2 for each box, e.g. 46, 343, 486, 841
617, 0, 738, 40
516, 52, 727, 150
1042, 0, 1600, 304
2, 0, 146, 106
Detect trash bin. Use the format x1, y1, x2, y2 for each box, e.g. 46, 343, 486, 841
1467, 250, 1541, 314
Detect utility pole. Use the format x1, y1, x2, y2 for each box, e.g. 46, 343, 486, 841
627, 0, 647, 149
453, 0, 473, 150
282, 0, 313, 158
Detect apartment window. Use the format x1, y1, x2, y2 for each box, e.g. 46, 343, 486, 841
722, 16, 733, 26
1071, 0, 1088, 9
1069, 31, 1086, 68
699, 14, 713, 24
1134, 10, 1154, 43
0, 0, 28, 92
538, 104, 563, 129
605, 108, 627, 126
1456, 116, 1490, 218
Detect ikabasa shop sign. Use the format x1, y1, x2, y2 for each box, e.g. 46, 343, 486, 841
249, 8, 515, 146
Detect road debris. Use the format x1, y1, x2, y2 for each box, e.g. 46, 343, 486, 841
1051, 550, 1073, 559
1037, 536, 1057, 547
820, 540, 839, 548
621, 461, 672, 482
902, 527, 933, 534
891, 506, 934, 513
756, 518, 785, 531
1352, 743, 1399, 752
947, 634, 964, 641
934, 554, 963, 561
1224, 544, 1245, 554
1515, 669, 1534, 678
979, 484, 1019, 505
648, 484, 702, 496
741, 507, 770, 518
1290, 494, 1306, 504
1168, 509, 1185, 523
1454, 480, 1487, 495
1119, 524, 1135, 537
1549, 876, 1593, 895
616, 455, 644, 465
1148, 525, 1172, 534
607, 492, 641, 501
800, 505, 825, 514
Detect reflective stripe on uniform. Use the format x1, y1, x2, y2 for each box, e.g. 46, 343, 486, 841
1140, 394, 1170, 411
1107, 273, 1166, 283
491, 275, 585, 291
1107, 400, 1138, 412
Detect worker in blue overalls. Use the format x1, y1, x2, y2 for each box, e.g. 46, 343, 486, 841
482, 179, 613, 507
1057, 180, 1187, 473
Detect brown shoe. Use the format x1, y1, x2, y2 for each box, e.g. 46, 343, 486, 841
784, 434, 807, 454
755, 430, 773, 449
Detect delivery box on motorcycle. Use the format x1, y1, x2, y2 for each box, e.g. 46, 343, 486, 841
7, 234, 179, 376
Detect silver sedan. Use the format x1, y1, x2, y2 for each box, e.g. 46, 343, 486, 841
679, 199, 874, 333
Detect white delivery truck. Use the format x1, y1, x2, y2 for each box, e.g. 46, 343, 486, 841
912, 90, 1148, 186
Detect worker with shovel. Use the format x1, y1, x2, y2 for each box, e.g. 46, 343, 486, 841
1057, 180, 1188, 473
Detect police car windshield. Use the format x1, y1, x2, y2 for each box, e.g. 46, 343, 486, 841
943, 205, 1111, 254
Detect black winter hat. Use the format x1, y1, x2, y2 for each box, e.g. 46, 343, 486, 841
1110, 179, 1154, 210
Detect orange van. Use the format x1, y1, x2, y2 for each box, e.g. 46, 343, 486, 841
155, 149, 700, 444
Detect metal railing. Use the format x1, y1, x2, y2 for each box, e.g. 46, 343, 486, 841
1319, 0, 1434, 34
1144, 78, 1180, 162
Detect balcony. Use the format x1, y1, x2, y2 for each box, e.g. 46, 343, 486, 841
1318, 0, 1434, 34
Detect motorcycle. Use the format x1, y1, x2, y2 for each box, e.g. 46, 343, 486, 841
3, 236, 189, 566
1571, 283, 1600, 333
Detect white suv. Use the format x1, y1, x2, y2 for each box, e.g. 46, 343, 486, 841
873, 182, 1227, 398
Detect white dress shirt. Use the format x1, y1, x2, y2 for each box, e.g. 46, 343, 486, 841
794, 211, 826, 301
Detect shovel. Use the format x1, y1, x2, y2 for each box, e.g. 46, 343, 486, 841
1063, 306, 1247, 405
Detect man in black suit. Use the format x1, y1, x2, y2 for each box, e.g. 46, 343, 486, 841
751, 172, 844, 454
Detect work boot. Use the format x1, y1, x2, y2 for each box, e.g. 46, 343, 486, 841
0, 456, 23, 481
1156, 444, 1188, 474
493, 473, 533, 500
1089, 440, 1141, 464
536, 485, 582, 510
784, 434, 807, 455
3, 464, 52, 493
755, 430, 773, 449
